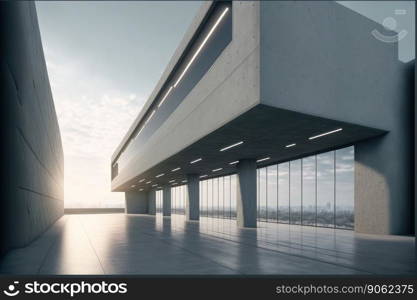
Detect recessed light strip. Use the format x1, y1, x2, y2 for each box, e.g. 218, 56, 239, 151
155, 173, 165, 178
220, 141, 243, 152
199, 175, 208, 178
158, 86, 173, 108
309, 128, 343, 140
173, 7, 229, 88
171, 167, 181, 172
256, 157, 270, 163
144, 110, 156, 125
229, 161, 239, 165
285, 143, 296, 148
212, 168, 223, 172
190, 158, 202, 164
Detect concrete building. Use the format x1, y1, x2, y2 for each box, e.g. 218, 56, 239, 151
0, 2, 64, 255
111, 1, 414, 237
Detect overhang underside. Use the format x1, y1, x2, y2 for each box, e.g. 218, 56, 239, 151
113, 104, 386, 192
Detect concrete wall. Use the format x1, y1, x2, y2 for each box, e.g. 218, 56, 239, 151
125, 191, 148, 214
112, 1, 261, 190
0, 2, 64, 255
260, 1, 414, 234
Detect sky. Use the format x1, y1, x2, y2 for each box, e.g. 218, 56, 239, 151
36, 1, 414, 208
36, 1, 202, 208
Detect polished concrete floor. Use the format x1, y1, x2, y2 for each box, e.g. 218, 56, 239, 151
0, 214, 415, 275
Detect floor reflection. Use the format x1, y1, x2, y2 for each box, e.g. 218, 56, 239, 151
0, 214, 415, 275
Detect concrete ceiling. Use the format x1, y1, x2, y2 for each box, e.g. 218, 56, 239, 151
115, 104, 386, 192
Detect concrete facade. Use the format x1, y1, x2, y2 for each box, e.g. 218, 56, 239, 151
148, 190, 156, 215
259, 1, 413, 235
162, 186, 171, 216
125, 191, 148, 214
236, 160, 257, 228
186, 175, 200, 221
111, 1, 414, 238
0, 2, 64, 255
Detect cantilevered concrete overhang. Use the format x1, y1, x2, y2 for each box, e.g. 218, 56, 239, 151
111, 1, 413, 236
113, 104, 385, 192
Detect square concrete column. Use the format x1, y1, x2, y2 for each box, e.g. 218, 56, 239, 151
236, 159, 257, 228
148, 190, 156, 215
125, 191, 148, 214
162, 186, 171, 216
186, 174, 200, 221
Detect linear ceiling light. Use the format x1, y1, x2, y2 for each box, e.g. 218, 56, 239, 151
171, 167, 181, 172
212, 168, 223, 172
158, 86, 173, 108
190, 158, 202, 164
146, 181, 152, 184
144, 110, 156, 125
256, 157, 270, 163
229, 161, 239, 165
309, 128, 343, 140
155, 173, 165, 178
139, 179, 145, 183
152, 184, 157, 187
169, 180, 176, 183
199, 174, 208, 178
285, 143, 296, 148
220, 141, 244, 152
171, 182, 178, 185
182, 180, 187, 183
173, 7, 229, 88
131, 185, 136, 188
139, 188, 144, 191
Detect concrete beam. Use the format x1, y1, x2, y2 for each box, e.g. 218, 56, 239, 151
186, 174, 200, 221
162, 186, 171, 216
236, 159, 257, 228
125, 191, 148, 214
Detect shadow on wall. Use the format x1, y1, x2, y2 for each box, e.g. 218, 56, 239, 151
355, 61, 415, 236
0, 2, 64, 256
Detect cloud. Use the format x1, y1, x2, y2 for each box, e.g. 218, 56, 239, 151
45, 47, 145, 208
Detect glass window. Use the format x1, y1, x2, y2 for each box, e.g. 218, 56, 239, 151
219, 177, 224, 218
181, 185, 186, 215
224, 176, 231, 219
257, 169, 260, 219
204, 180, 208, 217
207, 179, 213, 218
172, 187, 176, 214
278, 162, 290, 223
230, 175, 237, 219
259, 168, 267, 221
335, 146, 354, 229
317, 151, 335, 227
302, 156, 316, 226
201, 181, 206, 217
267, 165, 278, 222
213, 178, 218, 218
290, 160, 302, 224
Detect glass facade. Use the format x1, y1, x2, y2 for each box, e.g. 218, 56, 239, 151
199, 175, 237, 219
257, 146, 354, 229
171, 185, 186, 215
156, 190, 163, 214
